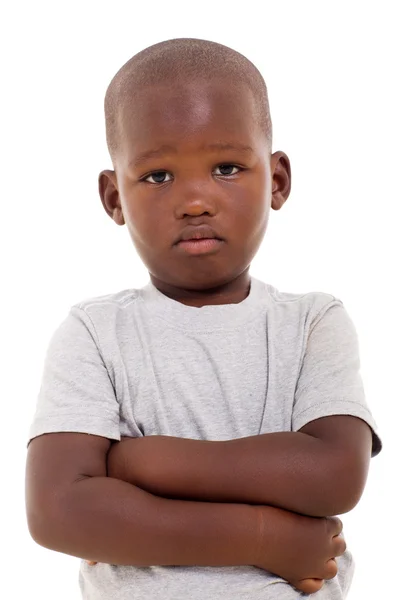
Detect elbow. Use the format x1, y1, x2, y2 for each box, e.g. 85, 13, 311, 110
332, 479, 367, 515
26, 486, 73, 550
308, 484, 364, 518
320, 492, 362, 517
319, 453, 370, 516
27, 505, 59, 549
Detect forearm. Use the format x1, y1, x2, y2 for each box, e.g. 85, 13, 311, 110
111, 434, 343, 517
29, 474, 259, 567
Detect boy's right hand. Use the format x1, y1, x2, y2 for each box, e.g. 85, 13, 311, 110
254, 505, 346, 594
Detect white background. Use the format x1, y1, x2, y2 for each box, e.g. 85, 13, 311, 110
2, 1, 398, 599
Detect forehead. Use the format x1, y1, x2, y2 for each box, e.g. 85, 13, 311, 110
117, 80, 261, 162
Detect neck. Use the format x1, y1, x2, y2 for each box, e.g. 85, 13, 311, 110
149, 269, 251, 308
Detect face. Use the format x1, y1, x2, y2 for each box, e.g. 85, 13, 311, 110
99, 79, 291, 303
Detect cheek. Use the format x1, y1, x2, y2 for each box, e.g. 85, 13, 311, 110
120, 195, 160, 248
233, 182, 269, 231
124, 208, 171, 270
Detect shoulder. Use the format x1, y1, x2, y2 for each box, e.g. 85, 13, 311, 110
53, 287, 144, 355
74, 287, 140, 314
70, 287, 141, 329
260, 279, 344, 329
264, 280, 337, 307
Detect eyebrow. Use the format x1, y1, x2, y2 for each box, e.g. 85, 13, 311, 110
130, 142, 255, 168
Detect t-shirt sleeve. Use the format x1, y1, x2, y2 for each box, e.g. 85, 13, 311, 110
292, 300, 382, 457
27, 306, 121, 446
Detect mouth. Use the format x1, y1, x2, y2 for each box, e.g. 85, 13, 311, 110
175, 224, 222, 244
175, 238, 224, 255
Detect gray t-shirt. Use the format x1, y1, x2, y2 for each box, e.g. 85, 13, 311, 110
28, 275, 382, 600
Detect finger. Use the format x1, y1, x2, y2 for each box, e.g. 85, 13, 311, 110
329, 516, 343, 536
324, 558, 338, 580
333, 534, 347, 557
86, 561, 97, 566
293, 579, 324, 594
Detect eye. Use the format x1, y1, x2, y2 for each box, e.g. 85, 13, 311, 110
214, 164, 242, 176
141, 164, 243, 185
142, 171, 172, 184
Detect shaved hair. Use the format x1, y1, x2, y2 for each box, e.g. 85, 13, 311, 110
104, 38, 273, 162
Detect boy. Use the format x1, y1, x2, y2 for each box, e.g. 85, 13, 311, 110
25, 38, 382, 600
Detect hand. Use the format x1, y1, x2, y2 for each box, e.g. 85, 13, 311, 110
254, 505, 346, 594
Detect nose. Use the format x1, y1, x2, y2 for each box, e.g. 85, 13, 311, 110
174, 179, 218, 219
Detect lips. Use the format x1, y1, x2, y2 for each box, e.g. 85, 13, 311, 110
176, 238, 223, 255
175, 224, 222, 244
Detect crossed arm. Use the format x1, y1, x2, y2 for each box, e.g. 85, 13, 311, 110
107, 415, 373, 518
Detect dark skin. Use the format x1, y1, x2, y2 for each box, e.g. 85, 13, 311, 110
99, 80, 291, 307
95, 79, 373, 592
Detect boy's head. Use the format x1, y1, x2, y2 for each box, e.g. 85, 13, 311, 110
99, 38, 291, 305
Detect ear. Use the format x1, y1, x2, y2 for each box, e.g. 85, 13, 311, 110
98, 170, 125, 226
270, 151, 291, 211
